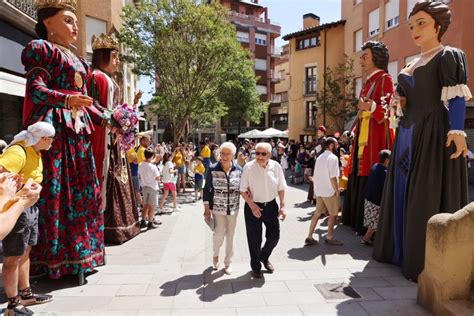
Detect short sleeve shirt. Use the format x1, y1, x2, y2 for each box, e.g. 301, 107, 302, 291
0, 141, 43, 184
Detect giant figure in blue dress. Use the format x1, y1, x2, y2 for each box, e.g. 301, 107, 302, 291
373, 0, 472, 281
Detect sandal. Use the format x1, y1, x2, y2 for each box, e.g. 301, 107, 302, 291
304, 237, 318, 246
19, 287, 53, 306
360, 238, 373, 246
5, 295, 34, 316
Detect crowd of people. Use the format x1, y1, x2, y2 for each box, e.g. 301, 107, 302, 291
0, 1, 472, 315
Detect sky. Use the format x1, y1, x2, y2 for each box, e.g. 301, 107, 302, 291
137, 0, 342, 104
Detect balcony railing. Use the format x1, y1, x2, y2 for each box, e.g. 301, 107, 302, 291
270, 94, 281, 103
304, 79, 317, 96
231, 11, 265, 23
5, 0, 37, 20
270, 70, 280, 83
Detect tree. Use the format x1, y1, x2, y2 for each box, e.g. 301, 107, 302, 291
118, 0, 264, 143
316, 57, 358, 132
217, 63, 268, 136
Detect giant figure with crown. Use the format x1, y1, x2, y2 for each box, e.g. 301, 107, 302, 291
88, 33, 141, 244
25, 0, 105, 285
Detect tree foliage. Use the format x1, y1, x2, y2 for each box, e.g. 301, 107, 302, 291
118, 0, 264, 143
316, 57, 358, 132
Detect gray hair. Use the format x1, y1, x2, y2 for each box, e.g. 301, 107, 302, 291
255, 142, 272, 153
0, 140, 7, 153
219, 142, 236, 156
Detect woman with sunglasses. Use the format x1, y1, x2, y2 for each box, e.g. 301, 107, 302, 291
240, 142, 287, 279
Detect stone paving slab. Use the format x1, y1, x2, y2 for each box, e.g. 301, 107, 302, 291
0, 181, 430, 315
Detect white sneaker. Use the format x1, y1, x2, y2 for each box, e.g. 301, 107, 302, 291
224, 265, 232, 275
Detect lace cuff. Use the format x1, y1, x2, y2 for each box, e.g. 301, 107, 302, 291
447, 130, 467, 137
441, 84, 472, 107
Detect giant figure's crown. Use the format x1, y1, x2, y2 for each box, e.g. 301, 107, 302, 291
92, 33, 120, 51
35, 0, 77, 12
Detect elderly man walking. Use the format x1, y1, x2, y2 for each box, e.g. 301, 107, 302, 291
240, 142, 287, 279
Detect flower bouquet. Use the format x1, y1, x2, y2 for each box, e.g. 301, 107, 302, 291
103, 103, 142, 151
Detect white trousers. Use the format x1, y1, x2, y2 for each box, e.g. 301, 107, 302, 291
212, 212, 238, 266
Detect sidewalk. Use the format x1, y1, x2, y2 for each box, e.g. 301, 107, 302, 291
1, 182, 429, 315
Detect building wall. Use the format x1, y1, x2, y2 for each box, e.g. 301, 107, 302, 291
343, 0, 474, 94
287, 24, 345, 141
216, 0, 280, 137
272, 46, 289, 130
76, 0, 139, 106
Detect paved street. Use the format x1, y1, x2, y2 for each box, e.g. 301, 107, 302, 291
1, 177, 430, 316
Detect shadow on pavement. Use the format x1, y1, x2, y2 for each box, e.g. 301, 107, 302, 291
159, 266, 265, 302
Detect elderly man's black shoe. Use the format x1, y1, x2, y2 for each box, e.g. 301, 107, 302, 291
251, 270, 262, 279
262, 260, 274, 273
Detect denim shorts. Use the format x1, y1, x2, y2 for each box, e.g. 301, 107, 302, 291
2, 205, 39, 257
132, 176, 140, 192
177, 166, 185, 174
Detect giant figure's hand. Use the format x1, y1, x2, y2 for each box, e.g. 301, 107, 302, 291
446, 133, 468, 159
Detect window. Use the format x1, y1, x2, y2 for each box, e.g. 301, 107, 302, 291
306, 101, 316, 127
387, 61, 398, 84
305, 66, 317, 94
354, 29, 362, 52
255, 58, 267, 71
385, 0, 400, 30
236, 31, 249, 43
86, 16, 107, 55
368, 8, 380, 37
256, 85, 267, 95
279, 69, 285, 80
255, 33, 267, 46
406, 0, 418, 19
297, 36, 319, 50
354, 77, 362, 98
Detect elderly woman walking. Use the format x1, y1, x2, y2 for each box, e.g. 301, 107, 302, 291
203, 142, 242, 275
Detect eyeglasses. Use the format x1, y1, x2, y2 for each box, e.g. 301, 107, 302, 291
255, 152, 267, 157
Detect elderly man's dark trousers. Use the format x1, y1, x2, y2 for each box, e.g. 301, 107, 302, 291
244, 200, 280, 272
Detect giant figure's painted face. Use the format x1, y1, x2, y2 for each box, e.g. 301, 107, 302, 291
44, 10, 78, 45
408, 10, 440, 47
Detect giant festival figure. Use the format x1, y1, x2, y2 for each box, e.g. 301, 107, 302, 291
25, 0, 105, 284
374, 0, 472, 281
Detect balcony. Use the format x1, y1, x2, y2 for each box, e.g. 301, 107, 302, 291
270, 70, 280, 83
270, 46, 282, 58
304, 79, 317, 96
229, 11, 281, 33
4, 0, 36, 20
270, 94, 281, 104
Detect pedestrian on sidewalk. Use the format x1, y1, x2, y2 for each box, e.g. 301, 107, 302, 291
305, 137, 343, 246
240, 142, 287, 279
193, 156, 205, 201
361, 150, 391, 246
159, 153, 180, 212
172, 145, 186, 193
0, 122, 55, 315
203, 142, 242, 275
138, 149, 162, 231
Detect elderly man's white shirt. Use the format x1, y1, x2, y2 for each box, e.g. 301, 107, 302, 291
240, 159, 287, 203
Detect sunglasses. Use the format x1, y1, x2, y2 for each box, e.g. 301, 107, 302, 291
255, 151, 267, 157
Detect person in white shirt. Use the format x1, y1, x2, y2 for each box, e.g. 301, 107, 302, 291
240, 142, 287, 279
305, 137, 343, 246
159, 153, 180, 212
138, 149, 162, 231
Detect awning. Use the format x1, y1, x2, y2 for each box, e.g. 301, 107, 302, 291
262, 128, 288, 138
238, 129, 265, 139
0, 71, 26, 97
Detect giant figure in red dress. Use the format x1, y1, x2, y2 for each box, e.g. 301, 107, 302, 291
342, 41, 395, 235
